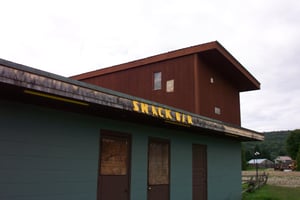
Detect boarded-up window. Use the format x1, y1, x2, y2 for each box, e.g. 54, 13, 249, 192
166, 79, 174, 92
148, 140, 169, 185
100, 137, 128, 175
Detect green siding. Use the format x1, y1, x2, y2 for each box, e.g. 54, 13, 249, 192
207, 138, 242, 200
0, 100, 242, 200
130, 133, 148, 200
170, 135, 192, 200
0, 100, 100, 200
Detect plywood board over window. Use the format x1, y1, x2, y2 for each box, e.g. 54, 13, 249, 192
100, 138, 128, 175
148, 141, 169, 185
148, 139, 170, 200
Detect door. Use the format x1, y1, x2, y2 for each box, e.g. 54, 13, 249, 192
192, 144, 207, 200
98, 130, 130, 200
148, 138, 170, 200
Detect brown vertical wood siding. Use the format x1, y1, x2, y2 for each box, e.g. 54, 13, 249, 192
80, 53, 241, 125
81, 55, 196, 114
197, 55, 241, 125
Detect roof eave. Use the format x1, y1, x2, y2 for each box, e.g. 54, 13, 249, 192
0, 58, 263, 141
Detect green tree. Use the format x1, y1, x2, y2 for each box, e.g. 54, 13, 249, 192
254, 144, 261, 158
286, 129, 300, 159
279, 149, 287, 156
254, 144, 260, 152
261, 147, 271, 160
245, 149, 252, 162
243, 130, 291, 162
241, 144, 247, 170
296, 147, 300, 171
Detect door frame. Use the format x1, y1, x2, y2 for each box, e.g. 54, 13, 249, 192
147, 137, 170, 200
192, 143, 207, 200
97, 129, 131, 200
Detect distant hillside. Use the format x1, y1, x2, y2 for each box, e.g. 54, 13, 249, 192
243, 130, 291, 161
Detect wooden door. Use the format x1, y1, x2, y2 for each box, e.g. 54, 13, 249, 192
192, 144, 207, 200
148, 138, 170, 200
98, 130, 130, 200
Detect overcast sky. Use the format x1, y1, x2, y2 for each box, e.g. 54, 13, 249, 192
0, 0, 299, 132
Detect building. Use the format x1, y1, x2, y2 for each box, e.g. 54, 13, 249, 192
0, 42, 262, 200
248, 159, 274, 169
275, 156, 293, 163
274, 156, 295, 170
72, 41, 260, 126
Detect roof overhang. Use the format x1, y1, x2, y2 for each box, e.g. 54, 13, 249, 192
0, 58, 263, 141
198, 46, 260, 91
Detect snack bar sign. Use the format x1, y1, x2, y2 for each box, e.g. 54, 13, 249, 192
132, 100, 193, 125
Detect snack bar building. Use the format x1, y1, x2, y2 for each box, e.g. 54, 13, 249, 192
0, 41, 262, 200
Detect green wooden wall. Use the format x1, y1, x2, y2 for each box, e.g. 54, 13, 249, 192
0, 100, 241, 200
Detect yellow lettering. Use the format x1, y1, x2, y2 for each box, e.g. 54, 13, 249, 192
182, 114, 186, 123
175, 112, 181, 122
133, 101, 192, 126
187, 115, 193, 125
141, 103, 149, 114
151, 106, 158, 117
158, 107, 164, 118
133, 101, 140, 112
165, 109, 172, 120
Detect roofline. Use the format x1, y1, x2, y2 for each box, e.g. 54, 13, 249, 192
0, 58, 263, 141
71, 41, 260, 90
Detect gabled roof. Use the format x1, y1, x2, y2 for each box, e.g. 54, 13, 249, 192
0, 58, 263, 141
275, 156, 292, 161
71, 41, 260, 92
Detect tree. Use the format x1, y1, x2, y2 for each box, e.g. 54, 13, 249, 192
286, 129, 300, 160
254, 144, 261, 158
296, 147, 300, 171
245, 149, 252, 162
241, 144, 247, 170
260, 147, 271, 160
243, 130, 291, 161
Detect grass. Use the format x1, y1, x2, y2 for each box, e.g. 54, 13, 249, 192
242, 185, 300, 200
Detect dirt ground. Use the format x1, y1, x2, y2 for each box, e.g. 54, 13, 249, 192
242, 170, 300, 188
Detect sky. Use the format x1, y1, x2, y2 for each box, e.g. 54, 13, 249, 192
0, 0, 299, 132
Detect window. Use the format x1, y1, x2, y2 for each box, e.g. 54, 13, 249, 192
166, 79, 174, 92
153, 72, 162, 90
